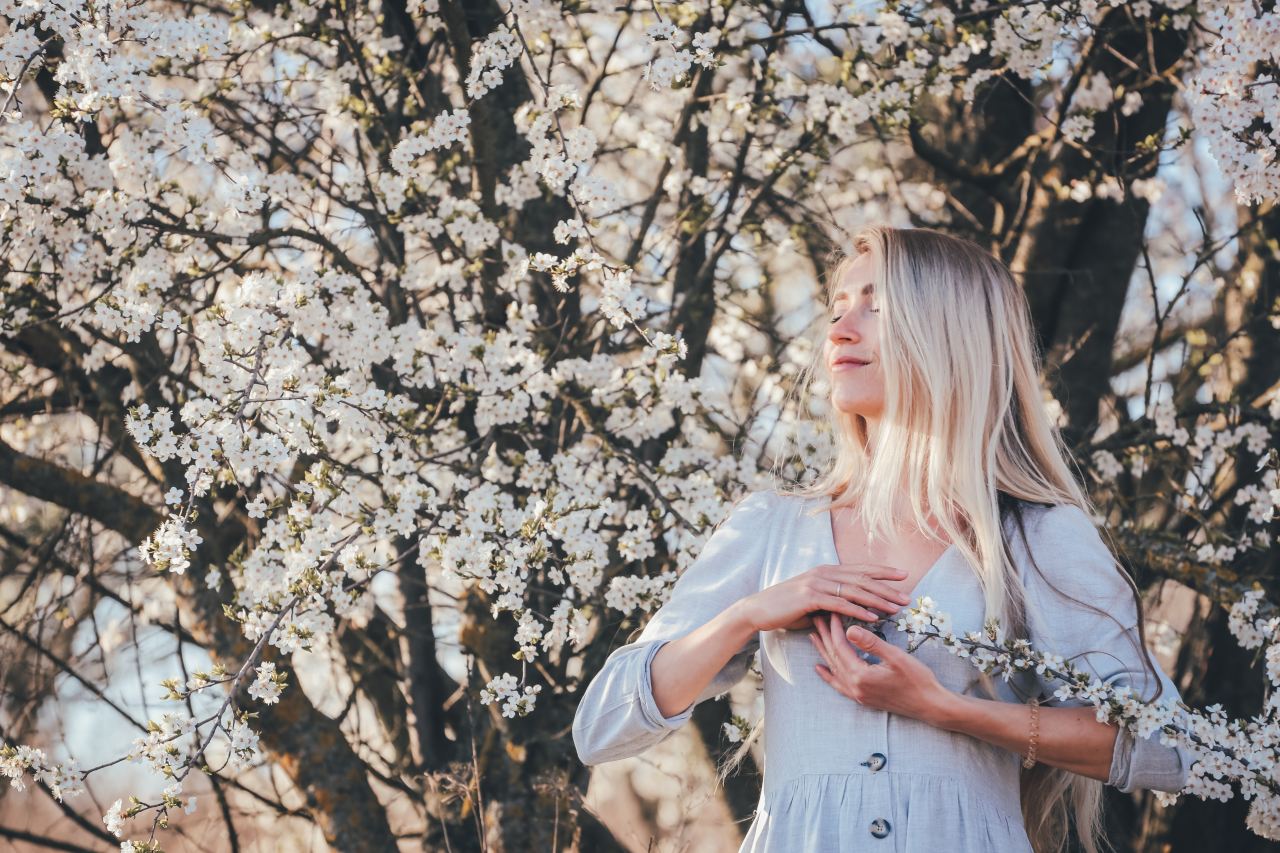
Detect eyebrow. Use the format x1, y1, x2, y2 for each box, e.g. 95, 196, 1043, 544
830, 282, 874, 306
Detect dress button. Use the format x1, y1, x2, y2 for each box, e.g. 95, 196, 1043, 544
870, 817, 892, 838
860, 752, 887, 772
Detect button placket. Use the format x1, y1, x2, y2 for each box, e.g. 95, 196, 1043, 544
879, 703, 891, 766
866, 647, 893, 842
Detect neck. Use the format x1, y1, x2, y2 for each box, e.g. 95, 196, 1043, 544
863, 415, 880, 449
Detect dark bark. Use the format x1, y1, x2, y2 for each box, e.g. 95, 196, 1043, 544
667, 53, 718, 379
396, 533, 459, 771
919, 7, 1190, 449
1011, 10, 1190, 449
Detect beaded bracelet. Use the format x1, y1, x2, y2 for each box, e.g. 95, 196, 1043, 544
1022, 697, 1041, 769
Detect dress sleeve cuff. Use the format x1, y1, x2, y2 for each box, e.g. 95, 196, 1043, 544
1107, 723, 1189, 794
637, 639, 698, 730
1106, 725, 1132, 790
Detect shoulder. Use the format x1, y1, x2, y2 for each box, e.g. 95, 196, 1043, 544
757, 486, 828, 512
715, 487, 809, 538
702, 488, 782, 534
1008, 501, 1135, 605
719, 487, 779, 518
1009, 501, 1104, 546
736, 487, 780, 508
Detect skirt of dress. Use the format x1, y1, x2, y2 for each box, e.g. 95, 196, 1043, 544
739, 770, 1034, 852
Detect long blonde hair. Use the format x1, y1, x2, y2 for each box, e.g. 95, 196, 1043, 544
717, 224, 1162, 853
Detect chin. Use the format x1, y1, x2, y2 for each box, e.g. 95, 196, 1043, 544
831, 387, 879, 410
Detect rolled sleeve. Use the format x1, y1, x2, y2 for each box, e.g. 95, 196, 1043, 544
637, 639, 698, 729
1017, 503, 1191, 794
1107, 723, 1193, 794
572, 489, 775, 766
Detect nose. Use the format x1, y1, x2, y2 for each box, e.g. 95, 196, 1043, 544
827, 311, 862, 346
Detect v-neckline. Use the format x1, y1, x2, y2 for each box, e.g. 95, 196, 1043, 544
822, 503, 957, 604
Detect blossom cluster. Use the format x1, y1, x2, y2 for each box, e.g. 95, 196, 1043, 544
137, 514, 203, 575
466, 25, 522, 99
247, 661, 286, 705
390, 108, 473, 181
642, 21, 721, 89
1188, 4, 1280, 205
479, 672, 543, 718
0, 743, 85, 801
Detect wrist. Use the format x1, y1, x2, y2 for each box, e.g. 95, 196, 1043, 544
723, 598, 759, 643
927, 689, 976, 732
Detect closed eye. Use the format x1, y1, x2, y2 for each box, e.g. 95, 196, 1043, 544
829, 306, 879, 323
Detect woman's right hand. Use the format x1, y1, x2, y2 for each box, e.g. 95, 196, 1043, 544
735, 563, 913, 633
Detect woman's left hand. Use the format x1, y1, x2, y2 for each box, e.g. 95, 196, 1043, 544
809, 611, 955, 725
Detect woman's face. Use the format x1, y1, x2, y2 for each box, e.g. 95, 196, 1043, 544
823, 252, 885, 421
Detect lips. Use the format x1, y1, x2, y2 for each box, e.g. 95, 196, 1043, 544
832, 357, 870, 369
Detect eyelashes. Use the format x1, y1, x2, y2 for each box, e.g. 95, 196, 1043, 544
828, 307, 880, 323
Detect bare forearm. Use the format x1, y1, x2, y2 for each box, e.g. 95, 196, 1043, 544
929, 693, 1118, 782
650, 601, 757, 718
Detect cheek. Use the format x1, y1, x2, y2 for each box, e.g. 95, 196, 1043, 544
863, 334, 881, 361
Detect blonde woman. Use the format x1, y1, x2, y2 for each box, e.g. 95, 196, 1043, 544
572, 225, 1190, 853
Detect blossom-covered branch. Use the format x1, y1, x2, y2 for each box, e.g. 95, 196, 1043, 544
895, 593, 1280, 839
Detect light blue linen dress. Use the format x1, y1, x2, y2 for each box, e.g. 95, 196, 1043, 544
573, 489, 1192, 851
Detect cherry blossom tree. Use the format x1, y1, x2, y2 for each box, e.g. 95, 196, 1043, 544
0, 1, 1276, 851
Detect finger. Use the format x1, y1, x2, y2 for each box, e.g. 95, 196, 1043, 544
827, 578, 904, 614
828, 611, 871, 671
808, 635, 849, 686
864, 581, 913, 606
814, 662, 836, 686
808, 631, 834, 668
855, 578, 916, 612
846, 624, 899, 662
848, 591, 909, 615
812, 614, 838, 665
816, 594, 881, 622
828, 572, 911, 611
817, 616, 857, 678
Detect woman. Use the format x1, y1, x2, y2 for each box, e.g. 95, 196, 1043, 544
572, 226, 1191, 853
